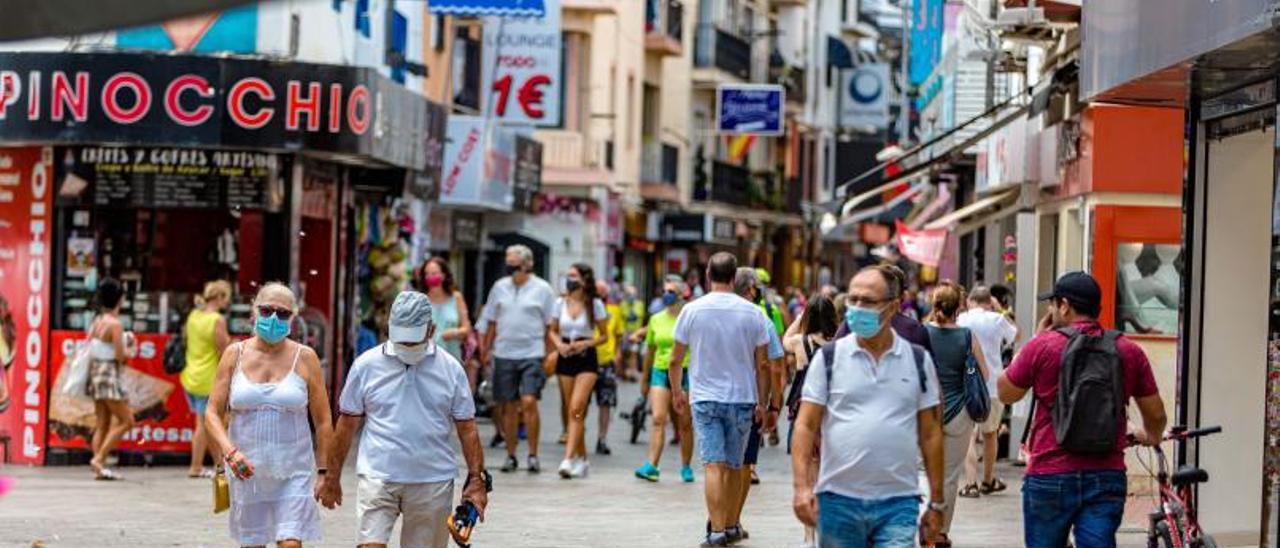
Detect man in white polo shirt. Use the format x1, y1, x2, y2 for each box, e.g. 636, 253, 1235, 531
791, 265, 945, 547
320, 291, 488, 548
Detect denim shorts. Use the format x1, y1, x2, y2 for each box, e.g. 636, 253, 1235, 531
691, 401, 754, 469
817, 492, 919, 548
185, 392, 209, 416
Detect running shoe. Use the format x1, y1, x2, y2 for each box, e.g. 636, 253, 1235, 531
500, 455, 519, 473
527, 455, 541, 474
558, 458, 574, 479
681, 465, 695, 483
634, 462, 660, 482
701, 532, 729, 547
596, 440, 612, 455
570, 458, 590, 478
726, 524, 749, 544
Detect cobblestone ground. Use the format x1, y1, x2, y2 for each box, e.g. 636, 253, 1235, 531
0, 379, 1148, 547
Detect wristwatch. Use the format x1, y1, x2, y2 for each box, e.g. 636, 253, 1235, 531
317, 468, 328, 476
927, 501, 945, 513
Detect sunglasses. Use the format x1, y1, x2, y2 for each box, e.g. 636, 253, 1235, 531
257, 305, 294, 321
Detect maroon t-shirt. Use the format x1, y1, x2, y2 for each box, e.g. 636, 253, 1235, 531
1005, 320, 1159, 476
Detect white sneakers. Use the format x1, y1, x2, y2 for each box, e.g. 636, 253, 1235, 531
558, 458, 590, 479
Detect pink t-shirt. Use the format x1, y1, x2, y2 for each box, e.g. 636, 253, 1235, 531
1005, 320, 1159, 476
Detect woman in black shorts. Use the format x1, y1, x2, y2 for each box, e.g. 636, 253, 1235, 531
550, 263, 608, 479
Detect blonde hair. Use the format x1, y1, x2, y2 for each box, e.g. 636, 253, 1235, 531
253, 282, 297, 310
929, 281, 965, 322
195, 280, 232, 307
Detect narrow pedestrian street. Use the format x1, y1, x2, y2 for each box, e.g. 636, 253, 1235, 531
0, 377, 1148, 548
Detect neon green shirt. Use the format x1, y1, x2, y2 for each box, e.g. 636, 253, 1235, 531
645, 309, 687, 371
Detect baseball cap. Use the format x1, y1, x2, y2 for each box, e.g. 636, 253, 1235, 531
1037, 271, 1101, 313
755, 268, 771, 285
388, 291, 434, 343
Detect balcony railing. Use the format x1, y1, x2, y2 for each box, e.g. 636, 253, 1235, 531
695, 24, 751, 80
700, 160, 750, 207
642, 140, 680, 185
646, 0, 683, 50
770, 63, 806, 105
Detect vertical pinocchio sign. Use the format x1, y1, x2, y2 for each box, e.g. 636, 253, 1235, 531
0, 146, 53, 465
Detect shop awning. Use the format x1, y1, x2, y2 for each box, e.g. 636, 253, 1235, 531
840, 179, 931, 225
429, 0, 546, 17
924, 188, 1020, 235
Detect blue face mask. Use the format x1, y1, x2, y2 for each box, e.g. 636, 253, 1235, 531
662, 291, 679, 306
845, 306, 886, 339
255, 314, 291, 344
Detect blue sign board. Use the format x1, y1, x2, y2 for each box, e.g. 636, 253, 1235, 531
429, 0, 545, 17
117, 5, 258, 54
716, 84, 784, 136
908, 0, 943, 87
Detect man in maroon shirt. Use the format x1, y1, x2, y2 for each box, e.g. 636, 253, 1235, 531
998, 271, 1167, 548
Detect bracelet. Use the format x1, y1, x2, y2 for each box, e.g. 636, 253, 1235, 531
225, 447, 239, 460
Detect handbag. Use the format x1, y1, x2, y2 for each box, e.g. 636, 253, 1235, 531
213, 465, 230, 514
963, 330, 992, 423
59, 322, 94, 396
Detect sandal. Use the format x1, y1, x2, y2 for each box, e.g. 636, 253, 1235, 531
958, 483, 981, 498
95, 469, 122, 481
558, 432, 568, 445
980, 477, 1007, 494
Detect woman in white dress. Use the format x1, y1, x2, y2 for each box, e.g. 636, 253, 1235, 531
205, 283, 333, 547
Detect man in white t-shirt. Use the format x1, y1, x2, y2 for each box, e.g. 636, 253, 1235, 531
668, 252, 773, 547
956, 285, 1019, 496
791, 265, 945, 547
320, 291, 487, 548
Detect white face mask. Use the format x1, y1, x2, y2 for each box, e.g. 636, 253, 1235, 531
393, 342, 430, 365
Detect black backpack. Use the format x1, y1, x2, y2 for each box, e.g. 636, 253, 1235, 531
1053, 327, 1125, 454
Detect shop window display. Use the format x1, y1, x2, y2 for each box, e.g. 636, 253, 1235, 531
1114, 242, 1182, 335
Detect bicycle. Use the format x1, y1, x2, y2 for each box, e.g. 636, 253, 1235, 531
1130, 425, 1222, 548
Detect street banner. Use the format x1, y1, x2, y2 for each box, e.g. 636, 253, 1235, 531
716, 84, 784, 136
482, 0, 561, 127
895, 219, 947, 267
0, 146, 53, 465
47, 330, 195, 453
430, 0, 545, 17
440, 116, 515, 211
840, 63, 890, 130
909, 0, 943, 87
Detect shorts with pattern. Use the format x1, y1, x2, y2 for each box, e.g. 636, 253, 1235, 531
594, 365, 618, 408
87, 359, 127, 401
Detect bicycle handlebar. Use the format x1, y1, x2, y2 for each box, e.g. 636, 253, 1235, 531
1166, 425, 1222, 441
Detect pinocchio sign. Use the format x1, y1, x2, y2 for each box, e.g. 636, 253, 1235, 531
0, 52, 444, 171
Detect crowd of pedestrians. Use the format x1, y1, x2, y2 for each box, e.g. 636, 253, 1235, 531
71, 242, 1176, 547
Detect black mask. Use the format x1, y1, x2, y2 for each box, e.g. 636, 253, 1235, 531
566, 279, 582, 292
504, 264, 522, 276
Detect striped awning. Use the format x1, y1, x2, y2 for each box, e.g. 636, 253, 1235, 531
429, 0, 546, 17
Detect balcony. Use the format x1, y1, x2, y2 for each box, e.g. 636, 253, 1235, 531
693, 160, 752, 207
645, 0, 684, 56
769, 62, 806, 105
641, 141, 680, 202
694, 25, 751, 81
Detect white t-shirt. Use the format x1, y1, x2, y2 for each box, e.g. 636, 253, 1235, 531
552, 297, 608, 340
672, 291, 771, 404
802, 333, 941, 500
480, 275, 558, 360
338, 342, 476, 483
957, 308, 1017, 396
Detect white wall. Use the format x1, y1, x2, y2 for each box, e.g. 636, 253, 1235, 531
1198, 127, 1271, 539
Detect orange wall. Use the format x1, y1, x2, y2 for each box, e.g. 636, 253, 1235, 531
1091, 205, 1182, 330
1059, 104, 1185, 198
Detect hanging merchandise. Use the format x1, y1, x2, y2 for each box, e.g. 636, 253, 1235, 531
355, 198, 412, 343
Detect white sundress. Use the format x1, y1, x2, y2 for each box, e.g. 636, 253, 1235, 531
227, 342, 321, 546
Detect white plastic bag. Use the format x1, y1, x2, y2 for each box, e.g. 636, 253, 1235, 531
60, 339, 92, 396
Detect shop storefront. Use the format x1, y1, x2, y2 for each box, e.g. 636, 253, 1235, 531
1082, 3, 1280, 543
0, 51, 444, 464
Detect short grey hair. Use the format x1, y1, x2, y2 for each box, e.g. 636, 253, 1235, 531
733, 267, 759, 298
506, 244, 534, 267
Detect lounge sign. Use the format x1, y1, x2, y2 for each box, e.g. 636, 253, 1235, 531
0, 52, 444, 170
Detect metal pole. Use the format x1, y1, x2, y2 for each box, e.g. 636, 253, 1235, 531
899, 0, 911, 144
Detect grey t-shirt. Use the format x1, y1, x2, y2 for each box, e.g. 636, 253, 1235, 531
803, 333, 941, 500
480, 275, 557, 360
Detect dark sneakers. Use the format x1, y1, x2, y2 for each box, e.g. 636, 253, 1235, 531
500, 455, 519, 473
701, 532, 729, 547
726, 525, 749, 544
596, 440, 612, 455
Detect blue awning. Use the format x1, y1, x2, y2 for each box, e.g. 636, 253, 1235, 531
429, 0, 545, 17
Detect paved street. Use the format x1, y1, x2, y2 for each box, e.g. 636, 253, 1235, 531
0, 379, 1148, 548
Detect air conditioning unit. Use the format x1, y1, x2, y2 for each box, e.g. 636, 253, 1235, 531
995, 7, 1046, 28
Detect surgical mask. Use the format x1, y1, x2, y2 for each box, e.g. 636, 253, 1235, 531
255, 314, 291, 344
661, 291, 679, 306
565, 279, 582, 293
504, 264, 522, 276
424, 274, 445, 288
393, 342, 430, 365
845, 306, 886, 339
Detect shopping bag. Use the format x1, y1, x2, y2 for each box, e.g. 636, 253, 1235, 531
213, 466, 230, 514
59, 339, 92, 397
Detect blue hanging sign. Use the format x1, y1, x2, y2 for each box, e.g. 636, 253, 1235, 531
716, 84, 784, 136
429, 0, 545, 17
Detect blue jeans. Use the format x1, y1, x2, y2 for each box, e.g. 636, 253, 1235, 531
691, 401, 754, 469
1022, 470, 1127, 548
816, 492, 919, 548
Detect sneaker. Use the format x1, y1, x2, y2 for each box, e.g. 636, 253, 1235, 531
681, 465, 695, 483
500, 455, 519, 473
558, 458, 574, 479
489, 431, 504, 448
527, 455, 541, 474
570, 458, 590, 478
634, 462, 660, 482
596, 440, 612, 455
726, 525, 749, 544
701, 532, 729, 547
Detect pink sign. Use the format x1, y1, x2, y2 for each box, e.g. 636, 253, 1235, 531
895, 219, 948, 267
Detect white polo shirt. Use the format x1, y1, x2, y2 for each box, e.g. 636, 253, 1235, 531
338, 342, 476, 484
480, 275, 558, 360
803, 333, 941, 500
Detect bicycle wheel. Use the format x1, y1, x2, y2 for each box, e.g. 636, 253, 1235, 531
1153, 520, 1176, 548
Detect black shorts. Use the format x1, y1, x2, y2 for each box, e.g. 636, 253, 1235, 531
555, 340, 599, 377
744, 417, 763, 466
594, 365, 618, 408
